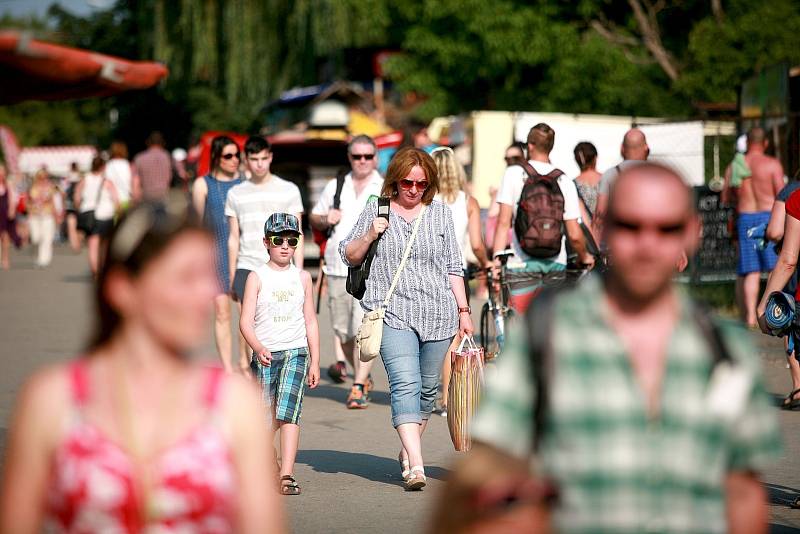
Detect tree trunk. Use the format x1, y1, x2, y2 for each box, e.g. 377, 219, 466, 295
627, 0, 680, 82
711, 0, 725, 24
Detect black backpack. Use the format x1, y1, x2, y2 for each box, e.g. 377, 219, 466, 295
527, 289, 733, 451
514, 162, 565, 258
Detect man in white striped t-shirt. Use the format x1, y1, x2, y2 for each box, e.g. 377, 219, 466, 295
226, 136, 304, 373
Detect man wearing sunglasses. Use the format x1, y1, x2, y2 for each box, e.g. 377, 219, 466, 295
226, 136, 305, 374
311, 135, 384, 408
454, 162, 781, 534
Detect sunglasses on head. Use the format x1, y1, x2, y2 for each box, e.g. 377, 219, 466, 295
350, 153, 375, 161
221, 153, 240, 160
398, 179, 429, 191
608, 216, 687, 236
109, 192, 192, 262
268, 235, 300, 248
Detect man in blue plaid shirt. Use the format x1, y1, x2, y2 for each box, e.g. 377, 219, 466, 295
440, 162, 782, 533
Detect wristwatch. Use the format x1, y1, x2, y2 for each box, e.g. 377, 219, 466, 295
458, 306, 471, 314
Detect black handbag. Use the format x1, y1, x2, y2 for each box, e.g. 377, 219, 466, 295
76, 210, 96, 234
346, 238, 380, 299
346, 197, 390, 300
76, 175, 107, 234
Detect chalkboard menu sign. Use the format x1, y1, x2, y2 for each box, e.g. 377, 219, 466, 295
692, 186, 737, 282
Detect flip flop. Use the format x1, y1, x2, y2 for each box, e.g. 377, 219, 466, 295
280, 475, 301, 495
781, 388, 800, 410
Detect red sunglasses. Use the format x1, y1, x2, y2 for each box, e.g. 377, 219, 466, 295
398, 179, 429, 191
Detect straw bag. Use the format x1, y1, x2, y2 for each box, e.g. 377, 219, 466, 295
447, 335, 485, 452
357, 206, 426, 362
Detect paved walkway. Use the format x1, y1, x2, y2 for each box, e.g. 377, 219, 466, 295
0, 244, 799, 532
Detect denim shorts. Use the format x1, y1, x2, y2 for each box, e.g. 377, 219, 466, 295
379, 324, 453, 427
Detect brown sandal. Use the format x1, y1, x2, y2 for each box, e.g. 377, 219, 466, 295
280, 475, 301, 495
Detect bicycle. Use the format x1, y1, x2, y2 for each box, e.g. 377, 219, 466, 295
479, 251, 592, 361
479, 250, 515, 362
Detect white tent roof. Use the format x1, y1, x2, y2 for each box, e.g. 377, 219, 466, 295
18, 145, 97, 176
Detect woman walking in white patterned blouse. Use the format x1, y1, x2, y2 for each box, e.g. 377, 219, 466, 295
341, 147, 473, 491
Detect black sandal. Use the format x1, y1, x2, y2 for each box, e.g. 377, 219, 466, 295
782, 388, 800, 410
280, 475, 301, 495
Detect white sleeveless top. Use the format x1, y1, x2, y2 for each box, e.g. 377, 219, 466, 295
436, 191, 470, 268
80, 173, 116, 220
104, 158, 132, 203
253, 263, 307, 351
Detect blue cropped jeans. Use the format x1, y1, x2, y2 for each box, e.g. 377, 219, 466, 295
380, 324, 453, 428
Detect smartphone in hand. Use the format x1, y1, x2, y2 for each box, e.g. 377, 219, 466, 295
377, 196, 390, 222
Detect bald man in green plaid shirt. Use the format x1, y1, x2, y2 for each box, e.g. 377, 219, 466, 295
462, 164, 781, 533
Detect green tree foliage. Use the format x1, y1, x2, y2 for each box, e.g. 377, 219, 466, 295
2, 0, 800, 146
144, 0, 393, 136
0, 100, 109, 146
383, 0, 692, 119
385, 0, 800, 119
680, 0, 800, 103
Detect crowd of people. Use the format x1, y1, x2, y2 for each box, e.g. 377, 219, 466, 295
0, 121, 790, 532
0, 131, 187, 274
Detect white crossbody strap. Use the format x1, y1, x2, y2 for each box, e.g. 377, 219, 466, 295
382, 205, 427, 309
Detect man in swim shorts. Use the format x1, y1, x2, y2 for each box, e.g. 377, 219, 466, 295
724, 127, 785, 327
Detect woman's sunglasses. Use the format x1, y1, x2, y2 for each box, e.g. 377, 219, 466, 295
398, 179, 429, 191
221, 153, 240, 160
109, 192, 192, 262
268, 235, 300, 248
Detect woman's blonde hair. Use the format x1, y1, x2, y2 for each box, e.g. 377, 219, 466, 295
431, 147, 465, 203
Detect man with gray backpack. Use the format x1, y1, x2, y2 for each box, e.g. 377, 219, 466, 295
491, 123, 594, 312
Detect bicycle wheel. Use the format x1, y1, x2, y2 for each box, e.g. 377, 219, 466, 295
480, 302, 500, 361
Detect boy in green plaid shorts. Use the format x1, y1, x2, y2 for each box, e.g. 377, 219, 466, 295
240, 213, 320, 495
437, 163, 781, 533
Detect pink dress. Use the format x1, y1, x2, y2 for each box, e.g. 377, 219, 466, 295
44, 362, 238, 533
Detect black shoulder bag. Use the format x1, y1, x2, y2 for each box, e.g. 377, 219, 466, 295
346, 197, 390, 300
77, 175, 107, 234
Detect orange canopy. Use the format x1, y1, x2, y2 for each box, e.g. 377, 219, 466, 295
0, 31, 168, 104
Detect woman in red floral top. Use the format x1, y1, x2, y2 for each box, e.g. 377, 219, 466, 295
0, 196, 285, 533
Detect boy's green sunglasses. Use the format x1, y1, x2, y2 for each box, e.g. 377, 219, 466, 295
268, 235, 300, 248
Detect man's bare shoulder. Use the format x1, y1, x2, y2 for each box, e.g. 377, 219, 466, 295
747, 153, 782, 175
